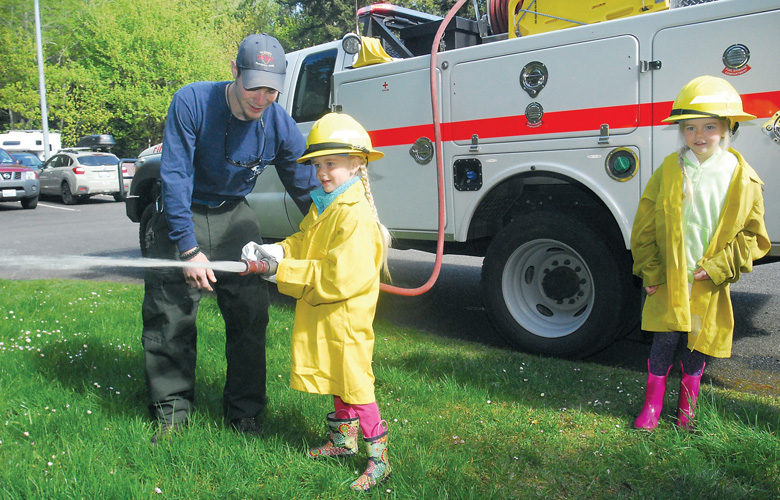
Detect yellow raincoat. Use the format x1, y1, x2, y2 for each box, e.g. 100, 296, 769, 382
631, 149, 770, 357
276, 181, 383, 404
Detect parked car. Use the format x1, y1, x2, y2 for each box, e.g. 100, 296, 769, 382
0, 147, 39, 209
38, 144, 128, 205
11, 152, 43, 170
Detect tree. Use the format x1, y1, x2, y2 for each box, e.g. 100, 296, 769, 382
53, 0, 245, 155
0, 0, 99, 131
275, 0, 488, 50
0, 0, 269, 156
0, 23, 40, 129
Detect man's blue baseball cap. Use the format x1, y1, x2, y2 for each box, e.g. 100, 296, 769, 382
236, 34, 286, 92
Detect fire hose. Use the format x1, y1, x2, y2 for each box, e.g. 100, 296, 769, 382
378, 0, 469, 297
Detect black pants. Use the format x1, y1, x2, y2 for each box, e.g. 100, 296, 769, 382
141, 200, 269, 425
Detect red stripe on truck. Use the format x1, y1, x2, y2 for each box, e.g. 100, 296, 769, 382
367, 90, 780, 148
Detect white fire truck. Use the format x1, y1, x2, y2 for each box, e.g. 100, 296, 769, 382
126, 0, 780, 358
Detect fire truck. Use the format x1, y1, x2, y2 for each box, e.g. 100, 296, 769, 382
126, 0, 780, 358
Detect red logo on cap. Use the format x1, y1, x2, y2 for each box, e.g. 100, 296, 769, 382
257, 52, 274, 66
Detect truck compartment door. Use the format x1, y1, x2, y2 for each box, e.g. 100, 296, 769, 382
335, 64, 441, 232
449, 35, 641, 144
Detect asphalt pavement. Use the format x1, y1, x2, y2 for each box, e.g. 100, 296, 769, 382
2, 196, 779, 398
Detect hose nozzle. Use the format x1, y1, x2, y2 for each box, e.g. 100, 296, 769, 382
239, 259, 270, 275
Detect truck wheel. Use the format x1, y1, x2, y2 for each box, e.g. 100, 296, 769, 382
482, 211, 635, 358
139, 203, 155, 257
21, 195, 38, 209
61, 183, 77, 205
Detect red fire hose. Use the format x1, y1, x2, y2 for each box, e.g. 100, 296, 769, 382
488, 0, 524, 35
379, 0, 469, 297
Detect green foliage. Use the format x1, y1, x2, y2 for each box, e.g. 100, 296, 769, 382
0, 0, 87, 130
0, 0, 266, 157
0, 0, 49, 129
54, 0, 246, 155
0, 30, 39, 129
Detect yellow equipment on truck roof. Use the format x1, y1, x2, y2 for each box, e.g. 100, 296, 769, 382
508, 0, 670, 38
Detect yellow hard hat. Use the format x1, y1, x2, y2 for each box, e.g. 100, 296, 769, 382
297, 113, 384, 164
662, 75, 756, 124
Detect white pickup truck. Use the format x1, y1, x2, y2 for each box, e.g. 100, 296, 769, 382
126, 0, 780, 358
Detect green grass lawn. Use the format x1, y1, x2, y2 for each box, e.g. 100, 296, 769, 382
1, 279, 778, 499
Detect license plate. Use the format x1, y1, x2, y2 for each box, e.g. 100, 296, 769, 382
99, 171, 111, 178
2, 189, 15, 198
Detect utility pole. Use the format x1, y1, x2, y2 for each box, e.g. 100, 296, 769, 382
34, 0, 51, 160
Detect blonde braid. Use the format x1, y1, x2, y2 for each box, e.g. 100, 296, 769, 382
678, 147, 694, 199
359, 163, 392, 280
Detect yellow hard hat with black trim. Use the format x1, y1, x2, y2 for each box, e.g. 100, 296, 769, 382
662, 75, 756, 126
297, 113, 384, 164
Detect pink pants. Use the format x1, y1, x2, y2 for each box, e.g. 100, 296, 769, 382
333, 396, 383, 438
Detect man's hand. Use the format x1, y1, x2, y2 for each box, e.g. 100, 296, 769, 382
645, 285, 658, 295
182, 252, 216, 292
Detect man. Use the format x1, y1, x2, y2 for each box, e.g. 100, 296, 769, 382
142, 33, 317, 443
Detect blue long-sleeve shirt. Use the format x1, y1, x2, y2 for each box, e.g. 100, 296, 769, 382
160, 80, 316, 252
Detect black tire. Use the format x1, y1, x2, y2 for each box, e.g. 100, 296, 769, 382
21, 195, 38, 209
61, 182, 77, 205
138, 203, 155, 257
482, 211, 637, 358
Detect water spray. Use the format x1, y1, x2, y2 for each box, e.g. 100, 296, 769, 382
1, 254, 261, 275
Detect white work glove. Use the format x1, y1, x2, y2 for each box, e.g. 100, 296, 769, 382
261, 243, 285, 262
241, 242, 285, 262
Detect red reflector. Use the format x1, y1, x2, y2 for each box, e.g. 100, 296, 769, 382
359, 3, 395, 15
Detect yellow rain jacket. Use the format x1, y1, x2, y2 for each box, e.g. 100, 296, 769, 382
276, 181, 383, 404
631, 149, 770, 357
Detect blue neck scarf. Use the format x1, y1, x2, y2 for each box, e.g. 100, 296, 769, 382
310, 175, 360, 214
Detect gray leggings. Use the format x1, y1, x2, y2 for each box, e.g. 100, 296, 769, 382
649, 332, 707, 376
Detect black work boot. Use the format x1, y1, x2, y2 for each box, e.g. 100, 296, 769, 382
229, 417, 262, 436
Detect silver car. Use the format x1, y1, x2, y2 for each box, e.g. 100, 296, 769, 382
39, 149, 128, 204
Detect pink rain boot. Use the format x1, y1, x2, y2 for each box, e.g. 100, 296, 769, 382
677, 361, 705, 431
634, 360, 672, 430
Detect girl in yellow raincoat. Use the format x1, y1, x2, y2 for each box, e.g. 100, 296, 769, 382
631, 76, 770, 431
242, 113, 392, 492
